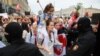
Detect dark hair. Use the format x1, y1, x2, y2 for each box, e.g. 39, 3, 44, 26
22, 23, 29, 32
78, 17, 91, 28
43, 3, 54, 13
5, 22, 23, 39
0, 16, 3, 26
54, 22, 58, 26
97, 22, 100, 37
70, 11, 79, 19
29, 17, 34, 24
46, 19, 52, 27
64, 17, 68, 19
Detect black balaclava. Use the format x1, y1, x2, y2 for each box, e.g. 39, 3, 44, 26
77, 17, 91, 33
5, 22, 23, 43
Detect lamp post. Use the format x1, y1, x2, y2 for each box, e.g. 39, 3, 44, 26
37, 0, 39, 3
37, 0, 43, 11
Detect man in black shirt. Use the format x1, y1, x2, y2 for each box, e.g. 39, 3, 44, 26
0, 22, 43, 56
68, 17, 96, 56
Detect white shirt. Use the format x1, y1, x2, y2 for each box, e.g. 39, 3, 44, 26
37, 28, 55, 56
25, 30, 37, 44
22, 30, 29, 39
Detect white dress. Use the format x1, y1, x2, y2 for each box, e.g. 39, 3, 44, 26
37, 28, 55, 56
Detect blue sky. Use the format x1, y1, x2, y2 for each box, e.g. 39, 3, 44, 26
28, 0, 100, 14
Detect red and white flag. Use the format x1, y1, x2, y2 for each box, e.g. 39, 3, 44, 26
54, 34, 67, 56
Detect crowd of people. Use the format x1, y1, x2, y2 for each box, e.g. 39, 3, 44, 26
0, 3, 100, 56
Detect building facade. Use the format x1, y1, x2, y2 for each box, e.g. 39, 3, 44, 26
54, 6, 100, 17
12, 0, 30, 11
0, 0, 30, 14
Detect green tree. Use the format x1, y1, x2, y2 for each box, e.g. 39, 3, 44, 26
75, 3, 82, 12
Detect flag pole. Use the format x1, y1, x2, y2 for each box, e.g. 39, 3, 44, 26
37, 0, 43, 11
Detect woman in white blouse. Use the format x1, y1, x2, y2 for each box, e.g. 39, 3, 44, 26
37, 19, 55, 56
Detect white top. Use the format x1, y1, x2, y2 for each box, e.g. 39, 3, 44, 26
22, 30, 29, 39
37, 28, 55, 56
25, 30, 37, 44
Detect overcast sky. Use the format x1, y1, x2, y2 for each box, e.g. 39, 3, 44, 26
27, 0, 100, 14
